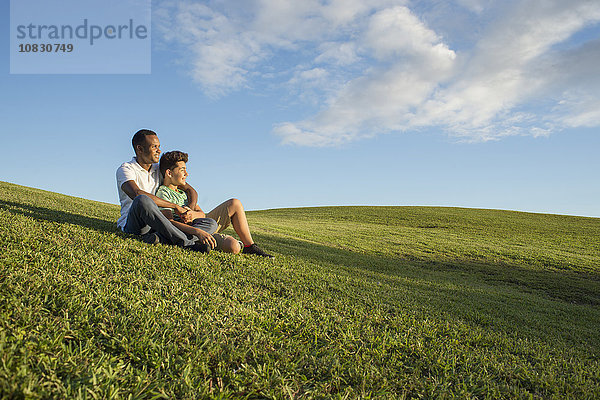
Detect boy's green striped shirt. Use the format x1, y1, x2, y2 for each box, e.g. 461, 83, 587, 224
155, 185, 189, 220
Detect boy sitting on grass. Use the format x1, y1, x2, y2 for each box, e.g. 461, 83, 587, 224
156, 150, 273, 258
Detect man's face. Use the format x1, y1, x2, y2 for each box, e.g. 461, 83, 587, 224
138, 135, 161, 164
168, 161, 188, 186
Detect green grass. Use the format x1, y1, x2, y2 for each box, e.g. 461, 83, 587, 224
1, 180, 599, 399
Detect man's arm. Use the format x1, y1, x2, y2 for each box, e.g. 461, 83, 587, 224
121, 180, 194, 223
180, 183, 199, 211
179, 182, 206, 218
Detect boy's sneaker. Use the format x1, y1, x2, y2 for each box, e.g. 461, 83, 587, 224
141, 232, 161, 245
189, 241, 211, 254
242, 243, 274, 258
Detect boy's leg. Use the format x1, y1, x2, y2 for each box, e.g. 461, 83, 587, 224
123, 195, 196, 247
191, 218, 218, 235
211, 234, 242, 254
207, 198, 273, 257
206, 198, 253, 245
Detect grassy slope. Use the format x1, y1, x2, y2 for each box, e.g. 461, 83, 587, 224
1, 181, 599, 399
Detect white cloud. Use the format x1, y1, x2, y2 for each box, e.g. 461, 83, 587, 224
156, 0, 600, 145
156, 0, 401, 95
364, 6, 446, 60
275, 5, 458, 145
410, 0, 600, 140
288, 68, 330, 86
155, 1, 262, 96
555, 94, 600, 128
315, 42, 359, 66
455, 0, 492, 14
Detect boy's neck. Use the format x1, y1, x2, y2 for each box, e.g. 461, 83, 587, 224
163, 178, 178, 191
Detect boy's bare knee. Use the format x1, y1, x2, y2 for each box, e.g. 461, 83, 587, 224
223, 237, 241, 254
227, 198, 243, 210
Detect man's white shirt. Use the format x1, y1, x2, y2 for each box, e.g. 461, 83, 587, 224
116, 157, 162, 230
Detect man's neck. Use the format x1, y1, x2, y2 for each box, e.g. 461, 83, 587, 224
135, 156, 152, 172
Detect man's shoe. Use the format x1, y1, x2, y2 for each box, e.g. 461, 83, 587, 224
141, 232, 160, 244
189, 241, 211, 254
242, 243, 274, 258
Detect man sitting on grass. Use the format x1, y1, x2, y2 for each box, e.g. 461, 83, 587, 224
156, 150, 273, 258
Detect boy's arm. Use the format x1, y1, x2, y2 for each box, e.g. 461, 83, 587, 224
189, 206, 206, 220
122, 180, 194, 223
164, 214, 217, 249
161, 207, 206, 224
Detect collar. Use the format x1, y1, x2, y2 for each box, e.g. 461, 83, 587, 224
163, 185, 185, 194
131, 157, 159, 174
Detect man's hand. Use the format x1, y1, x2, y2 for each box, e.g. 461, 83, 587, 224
176, 206, 194, 224
194, 228, 217, 249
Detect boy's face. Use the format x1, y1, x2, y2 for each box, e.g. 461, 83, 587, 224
167, 161, 188, 186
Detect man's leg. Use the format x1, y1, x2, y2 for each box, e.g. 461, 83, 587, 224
123, 195, 196, 247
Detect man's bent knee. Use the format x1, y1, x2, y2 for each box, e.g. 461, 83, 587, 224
133, 194, 155, 209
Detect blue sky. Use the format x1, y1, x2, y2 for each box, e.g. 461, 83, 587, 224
1, 0, 599, 217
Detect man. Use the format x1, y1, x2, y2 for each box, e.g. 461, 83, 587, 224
116, 129, 273, 257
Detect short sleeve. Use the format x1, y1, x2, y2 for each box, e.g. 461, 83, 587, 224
116, 163, 137, 190
155, 186, 176, 211
155, 186, 171, 202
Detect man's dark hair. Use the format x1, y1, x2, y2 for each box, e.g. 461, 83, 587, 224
132, 129, 157, 151
159, 150, 189, 176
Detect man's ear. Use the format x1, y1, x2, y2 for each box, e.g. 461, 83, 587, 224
165, 169, 172, 178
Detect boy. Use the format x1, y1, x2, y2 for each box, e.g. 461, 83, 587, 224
156, 150, 273, 257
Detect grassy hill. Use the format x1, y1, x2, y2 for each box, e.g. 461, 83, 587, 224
1, 181, 599, 399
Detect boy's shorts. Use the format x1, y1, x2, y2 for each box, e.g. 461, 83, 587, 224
205, 201, 238, 251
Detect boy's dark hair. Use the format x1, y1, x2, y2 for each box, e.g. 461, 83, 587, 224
159, 151, 189, 176
132, 129, 157, 151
